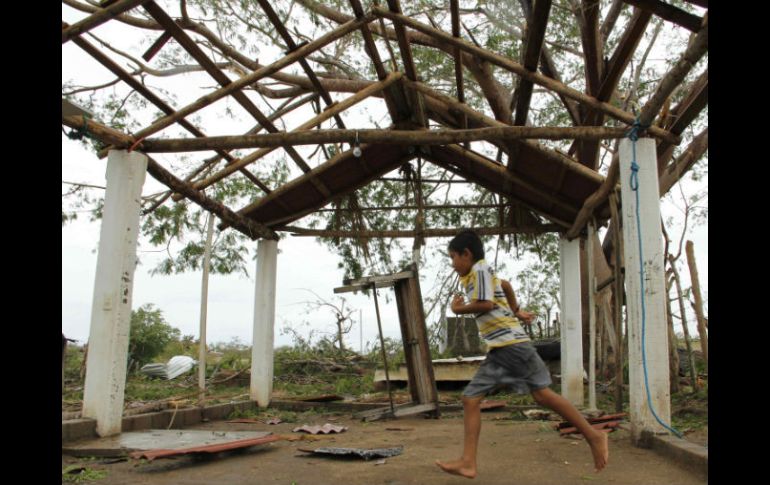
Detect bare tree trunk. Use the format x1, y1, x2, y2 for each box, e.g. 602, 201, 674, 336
337, 319, 346, 352
685, 240, 708, 371
665, 276, 680, 394
670, 255, 699, 391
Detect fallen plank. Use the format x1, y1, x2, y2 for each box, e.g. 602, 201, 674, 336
559, 421, 621, 435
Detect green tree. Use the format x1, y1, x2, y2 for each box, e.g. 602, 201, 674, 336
127, 304, 181, 372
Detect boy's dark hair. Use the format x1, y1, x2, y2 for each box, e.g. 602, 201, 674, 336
448, 230, 485, 262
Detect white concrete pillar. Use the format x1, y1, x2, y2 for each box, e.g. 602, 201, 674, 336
559, 236, 584, 407
82, 150, 147, 437
619, 138, 671, 440
250, 238, 278, 407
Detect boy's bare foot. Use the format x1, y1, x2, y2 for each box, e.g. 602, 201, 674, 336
435, 459, 477, 479
587, 431, 609, 472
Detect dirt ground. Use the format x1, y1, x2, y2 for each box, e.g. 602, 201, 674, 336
61, 410, 706, 485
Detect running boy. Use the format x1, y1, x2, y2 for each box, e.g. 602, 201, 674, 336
436, 230, 608, 479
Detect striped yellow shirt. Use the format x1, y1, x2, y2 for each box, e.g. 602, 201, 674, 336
459, 259, 530, 348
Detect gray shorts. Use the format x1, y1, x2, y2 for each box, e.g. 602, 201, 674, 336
462, 342, 552, 397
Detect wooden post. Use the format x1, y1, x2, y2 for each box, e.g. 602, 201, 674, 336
587, 222, 597, 410
250, 239, 278, 407
685, 240, 708, 370
559, 236, 584, 407
609, 191, 625, 413
82, 150, 147, 437
670, 255, 699, 391
619, 138, 671, 441
198, 214, 215, 404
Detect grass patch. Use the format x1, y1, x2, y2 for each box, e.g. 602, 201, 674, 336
62, 465, 107, 483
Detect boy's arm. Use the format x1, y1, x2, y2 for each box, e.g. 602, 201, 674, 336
501, 279, 535, 324
451, 294, 494, 315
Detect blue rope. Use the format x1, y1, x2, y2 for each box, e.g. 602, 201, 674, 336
66, 114, 91, 141
628, 119, 683, 439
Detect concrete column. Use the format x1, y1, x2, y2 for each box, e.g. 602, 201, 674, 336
250, 239, 278, 407
619, 138, 671, 441
82, 150, 147, 437
559, 236, 584, 407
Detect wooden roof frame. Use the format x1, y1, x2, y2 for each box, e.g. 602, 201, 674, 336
62, 0, 708, 241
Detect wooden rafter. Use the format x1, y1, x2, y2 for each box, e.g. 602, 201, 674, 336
621, 0, 704, 32
185, 72, 404, 193
372, 7, 680, 146
579, 0, 604, 99
656, 69, 708, 169
512, 0, 552, 127
280, 225, 562, 238
255, 0, 347, 133
61, 115, 277, 240
574, 8, 653, 169
141, 1, 331, 199
62, 0, 149, 43
137, 126, 634, 152
449, 0, 467, 133
348, 0, 412, 124
66, 29, 272, 195
95, 11, 374, 157
564, 14, 707, 239
659, 127, 707, 196
424, 145, 582, 226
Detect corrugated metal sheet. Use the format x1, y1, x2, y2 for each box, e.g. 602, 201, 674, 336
298, 446, 403, 460
166, 356, 195, 379
129, 435, 282, 461
139, 356, 196, 380
292, 424, 348, 435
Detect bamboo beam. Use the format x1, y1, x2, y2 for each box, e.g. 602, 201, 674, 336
182, 71, 403, 193
565, 15, 707, 239
280, 225, 562, 238
621, 0, 703, 32
98, 12, 374, 153
62, 0, 149, 43
66, 31, 272, 194
255, 0, 346, 131
140, 126, 634, 152
141, 1, 328, 197
61, 115, 277, 240
373, 6, 680, 146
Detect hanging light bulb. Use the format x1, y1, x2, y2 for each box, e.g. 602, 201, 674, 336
353, 130, 362, 157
